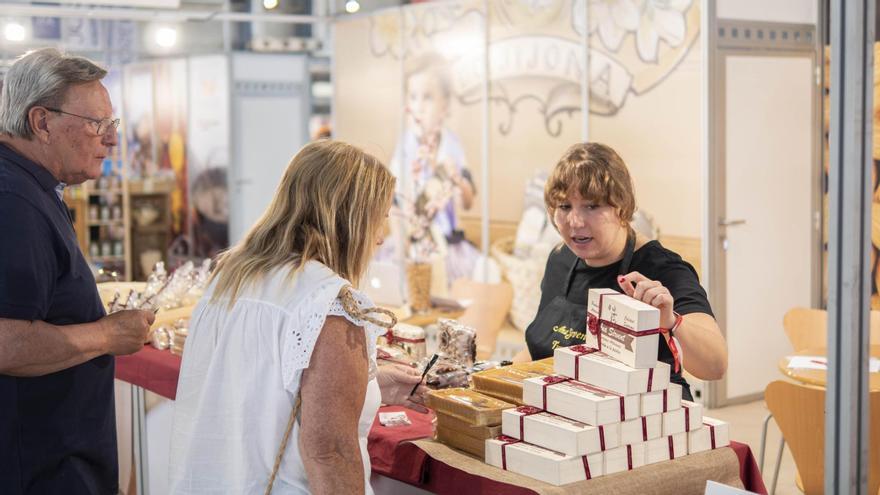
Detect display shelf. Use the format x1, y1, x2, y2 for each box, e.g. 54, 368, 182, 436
88, 219, 125, 226
64, 173, 132, 280
129, 179, 174, 281
92, 255, 126, 262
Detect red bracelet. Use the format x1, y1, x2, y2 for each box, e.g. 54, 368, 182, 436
664, 312, 683, 337
661, 312, 683, 373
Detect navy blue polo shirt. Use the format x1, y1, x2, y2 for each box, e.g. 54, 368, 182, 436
0, 143, 116, 494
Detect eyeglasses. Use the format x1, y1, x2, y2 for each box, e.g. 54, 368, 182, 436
44, 107, 121, 137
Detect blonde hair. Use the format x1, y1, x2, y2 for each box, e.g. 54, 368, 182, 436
210, 140, 395, 306
545, 142, 636, 227
405, 52, 452, 100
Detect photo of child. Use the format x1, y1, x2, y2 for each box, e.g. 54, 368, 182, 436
388, 51, 481, 285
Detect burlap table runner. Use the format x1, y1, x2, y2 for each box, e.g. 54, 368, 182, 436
411, 439, 744, 495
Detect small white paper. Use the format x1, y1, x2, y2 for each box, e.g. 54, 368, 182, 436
788, 356, 880, 373
378, 411, 411, 427
787, 356, 827, 370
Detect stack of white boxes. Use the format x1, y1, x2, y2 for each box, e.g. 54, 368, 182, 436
485, 288, 730, 485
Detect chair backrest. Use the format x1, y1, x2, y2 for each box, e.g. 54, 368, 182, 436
765, 380, 825, 494
784, 307, 880, 350
766, 380, 880, 495
782, 307, 827, 352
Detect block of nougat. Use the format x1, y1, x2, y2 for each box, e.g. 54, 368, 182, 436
436, 412, 502, 440
438, 319, 477, 368
471, 359, 556, 405
426, 388, 514, 426
436, 425, 488, 458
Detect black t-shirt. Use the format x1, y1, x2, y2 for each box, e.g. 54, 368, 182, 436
526, 241, 714, 401
0, 144, 115, 494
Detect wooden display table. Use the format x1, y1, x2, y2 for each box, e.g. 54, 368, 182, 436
116, 348, 766, 494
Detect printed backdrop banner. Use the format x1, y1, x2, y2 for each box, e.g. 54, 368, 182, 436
187, 55, 231, 259
334, 0, 703, 278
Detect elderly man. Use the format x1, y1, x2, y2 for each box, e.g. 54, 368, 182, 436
0, 48, 154, 494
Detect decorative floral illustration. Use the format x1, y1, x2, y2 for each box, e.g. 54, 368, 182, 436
361, 0, 696, 137
369, 11, 402, 60
573, 0, 692, 63
636, 0, 691, 62
580, 0, 640, 52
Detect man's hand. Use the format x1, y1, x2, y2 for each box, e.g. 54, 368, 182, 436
99, 310, 154, 355
377, 363, 428, 413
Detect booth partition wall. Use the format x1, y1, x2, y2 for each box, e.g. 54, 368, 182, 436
333, 0, 823, 408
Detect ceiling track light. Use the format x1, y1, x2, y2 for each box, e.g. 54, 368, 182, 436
4, 22, 26, 42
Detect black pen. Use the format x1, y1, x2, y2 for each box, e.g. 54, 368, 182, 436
410, 353, 439, 397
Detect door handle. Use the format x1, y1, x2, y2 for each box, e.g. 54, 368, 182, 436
718, 218, 746, 227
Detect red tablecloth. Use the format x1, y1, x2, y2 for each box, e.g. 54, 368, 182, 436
115, 345, 181, 400
116, 347, 767, 494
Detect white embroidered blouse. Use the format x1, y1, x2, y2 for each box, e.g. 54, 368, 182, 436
168, 260, 385, 494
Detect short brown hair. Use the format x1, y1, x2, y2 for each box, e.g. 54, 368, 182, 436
545, 142, 636, 226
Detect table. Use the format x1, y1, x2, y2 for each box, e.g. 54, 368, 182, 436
116, 346, 181, 495
117, 347, 766, 494
370, 406, 766, 495
402, 307, 465, 327
777, 345, 880, 391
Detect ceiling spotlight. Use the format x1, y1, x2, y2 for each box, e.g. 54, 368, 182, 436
263, 0, 279, 9
155, 26, 177, 48
4, 22, 26, 42
345, 0, 360, 13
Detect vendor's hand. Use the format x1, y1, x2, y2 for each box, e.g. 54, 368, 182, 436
377, 363, 429, 413
100, 310, 155, 356
618, 272, 676, 329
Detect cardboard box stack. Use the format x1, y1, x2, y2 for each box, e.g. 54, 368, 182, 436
483, 288, 731, 485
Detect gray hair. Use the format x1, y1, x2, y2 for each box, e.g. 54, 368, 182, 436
0, 48, 107, 139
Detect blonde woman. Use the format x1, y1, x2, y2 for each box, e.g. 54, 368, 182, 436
169, 140, 427, 494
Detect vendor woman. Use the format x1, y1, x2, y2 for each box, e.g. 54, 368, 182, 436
520, 142, 728, 401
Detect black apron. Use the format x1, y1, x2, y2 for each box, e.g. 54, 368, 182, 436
525, 233, 636, 360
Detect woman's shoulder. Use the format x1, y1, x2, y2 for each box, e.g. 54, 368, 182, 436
631, 240, 699, 277
547, 242, 576, 265
228, 260, 349, 313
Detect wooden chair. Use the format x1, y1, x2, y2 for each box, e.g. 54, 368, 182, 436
765, 380, 880, 494
783, 307, 880, 351
449, 278, 513, 360
760, 307, 826, 492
